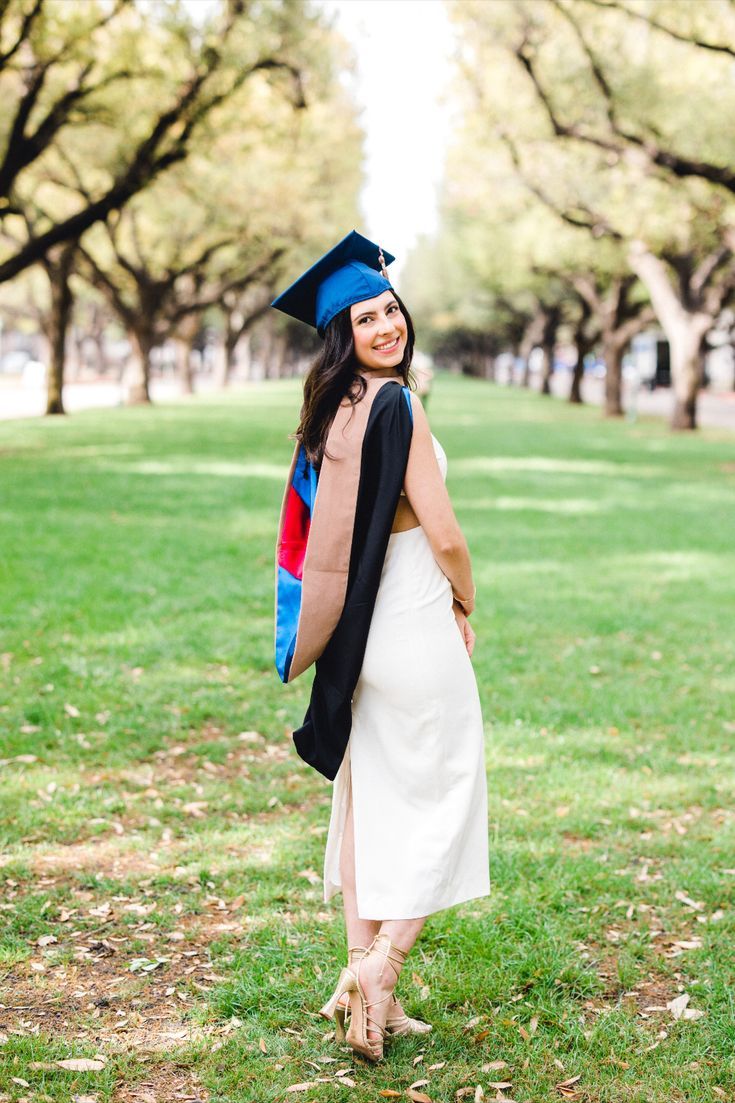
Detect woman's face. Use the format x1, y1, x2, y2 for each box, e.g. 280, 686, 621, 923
350, 290, 407, 374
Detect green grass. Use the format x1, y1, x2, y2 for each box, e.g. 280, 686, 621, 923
1, 376, 734, 1102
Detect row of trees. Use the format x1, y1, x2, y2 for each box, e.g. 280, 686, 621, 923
403, 0, 735, 429
0, 0, 360, 413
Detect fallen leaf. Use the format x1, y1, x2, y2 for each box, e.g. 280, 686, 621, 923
488, 1082, 513, 1090
675, 890, 704, 911
428, 1062, 446, 1070
556, 1075, 582, 1088
409, 1080, 429, 1090
378, 1093, 402, 1099
528, 1015, 539, 1035
64, 703, 80, 717
259, 1037, 267, 1053
407, 1092, 432, 1103
482, 1061, 508, 1072
474, 1088, 484, 1103
338, 1077, 356, 1087
297, 869, 321, 886
286, 1084, 319, 1093
56, 1058, 105, 1072
182, 801, 208, 818
72, 1095, 99, 1103
667, 994, 690, 1020
37, 934, 58, 947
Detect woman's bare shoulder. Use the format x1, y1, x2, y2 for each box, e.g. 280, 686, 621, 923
408, 390, 430, 432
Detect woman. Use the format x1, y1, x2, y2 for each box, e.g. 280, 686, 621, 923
273, 231, 490, 1062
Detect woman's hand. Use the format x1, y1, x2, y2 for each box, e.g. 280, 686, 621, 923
452, 599, 476, 658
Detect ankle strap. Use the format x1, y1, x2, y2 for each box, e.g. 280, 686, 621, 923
368, 933, 409, 981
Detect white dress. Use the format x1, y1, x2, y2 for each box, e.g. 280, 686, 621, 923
323, 434, 491, 920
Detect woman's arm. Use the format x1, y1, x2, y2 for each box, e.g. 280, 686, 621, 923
402, 392, 475, 614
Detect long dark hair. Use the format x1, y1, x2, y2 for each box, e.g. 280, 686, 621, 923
295, 291, 415, 469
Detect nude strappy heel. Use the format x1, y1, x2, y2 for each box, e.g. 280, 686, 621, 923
319, 946, 366, 1041
343, 932, 409, 1062
320, 946, 432, 1040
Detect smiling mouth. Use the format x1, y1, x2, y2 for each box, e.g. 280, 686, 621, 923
373, 336, 400, 352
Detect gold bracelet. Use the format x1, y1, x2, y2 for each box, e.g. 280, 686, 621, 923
453, 585, 476, 606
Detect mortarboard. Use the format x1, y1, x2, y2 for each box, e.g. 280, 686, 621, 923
271, 230, 396, 337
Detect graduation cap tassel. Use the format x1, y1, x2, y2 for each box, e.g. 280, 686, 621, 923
378, 247, 389, 281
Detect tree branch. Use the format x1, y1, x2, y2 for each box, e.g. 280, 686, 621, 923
691, 244, 733, 297
577, 0, 735, 59
498, 125, 624, 240
513, 13, 735, 195
0, 0, 44, 67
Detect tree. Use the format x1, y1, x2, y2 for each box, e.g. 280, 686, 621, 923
0, 0, 363, 412
0, 0, 305, 283
441, 0, 735, 428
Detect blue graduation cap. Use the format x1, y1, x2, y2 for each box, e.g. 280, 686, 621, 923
271, 230, 396, 337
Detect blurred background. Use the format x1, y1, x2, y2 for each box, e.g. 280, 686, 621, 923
1, 0, 733, 430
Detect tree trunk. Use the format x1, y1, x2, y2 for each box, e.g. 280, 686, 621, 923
627, 242, 716, 431
602, 338, 624, 417
90, 304, 110, 375
44, 243, 77, 416
175, 313, 199, 394
539, 310, 559, 395
540, 342, 554, 394
669, 324, 708, 429
603, 344, 624, 416
272, 334, 288, 379
518, 308, 547, 388
570, 334, 590, 404
237, 331, 252, 381
125, 327, 153, 404
176, 337, 195, 395
211, 341, 229, 390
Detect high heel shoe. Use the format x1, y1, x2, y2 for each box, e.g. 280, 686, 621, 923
319, 947, 366, 1042
320, 946, 432, 1040
343, 932, 409, 1062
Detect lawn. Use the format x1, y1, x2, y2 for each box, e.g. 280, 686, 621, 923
1, 375, 734, 1103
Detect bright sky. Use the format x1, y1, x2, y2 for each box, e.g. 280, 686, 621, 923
182, 0, 456, 276
320, 0, 455, 278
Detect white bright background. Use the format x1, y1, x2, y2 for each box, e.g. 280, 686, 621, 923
320, 0, 456, 278
182, 0, 456, 276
